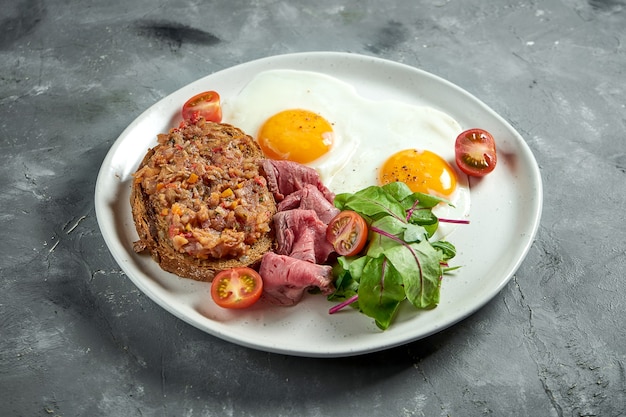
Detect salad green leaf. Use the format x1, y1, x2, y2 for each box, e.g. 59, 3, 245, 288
334, 185, 406, 222
328, 182, 463, 330
358, 256, 406, 330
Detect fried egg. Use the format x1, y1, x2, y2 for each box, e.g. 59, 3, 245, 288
257, 108, 334, 164
221, 69, 470, 238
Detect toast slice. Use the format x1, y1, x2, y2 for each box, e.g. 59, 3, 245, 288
130, 119, 277, 282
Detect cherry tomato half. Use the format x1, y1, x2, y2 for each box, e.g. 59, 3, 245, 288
210, 267, 263, 309
454, 128, 497, 177
182, 91, 222, 123
326, 211, 368, 256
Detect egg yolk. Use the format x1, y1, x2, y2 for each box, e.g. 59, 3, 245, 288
257, 109, 334, 164
379, 149, 457, 197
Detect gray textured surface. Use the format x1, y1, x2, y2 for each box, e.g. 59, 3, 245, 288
2, 0, 625, 416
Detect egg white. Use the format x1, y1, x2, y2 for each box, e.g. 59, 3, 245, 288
221, 69, 470, 239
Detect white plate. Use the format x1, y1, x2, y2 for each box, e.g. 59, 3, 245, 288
95, 52, 542, 357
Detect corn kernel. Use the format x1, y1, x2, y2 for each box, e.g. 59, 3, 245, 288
171, 203, 183, 216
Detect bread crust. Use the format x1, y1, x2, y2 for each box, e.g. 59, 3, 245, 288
130, 120, 276, 282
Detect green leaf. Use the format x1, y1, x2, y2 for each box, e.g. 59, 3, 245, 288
332, 192, 351, 210
334, 186, 406, 221
381, 181, 414, 201
328, 182, 462, 330
367, 216, 428, 258
383, 240, 443, 309
357, 256, 406, 330
402, 222, 429, 243
328, 256, 363, 301
401, 191, 451, 210
394, 189, 449, 237
421, 219, 439, 239
432, 240, 457, 262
